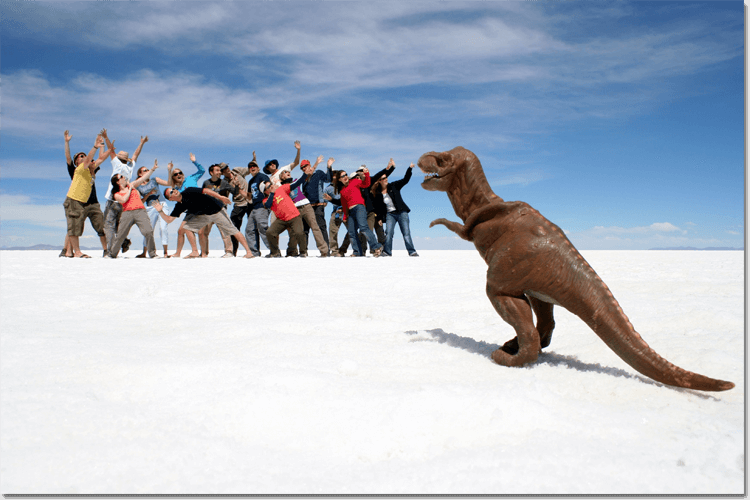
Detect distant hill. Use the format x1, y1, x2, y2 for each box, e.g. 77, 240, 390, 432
0, 244, 99, 251
649, 246, 743, 251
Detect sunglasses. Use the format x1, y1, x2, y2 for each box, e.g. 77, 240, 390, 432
172, 172, 184, 177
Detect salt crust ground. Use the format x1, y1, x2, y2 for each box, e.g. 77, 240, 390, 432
0, 250, 744, 495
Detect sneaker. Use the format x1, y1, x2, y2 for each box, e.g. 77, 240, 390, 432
265, 253, 282, 258
372, 248, 382, 257
409, 252, 420, 257
122, 238, 131, 253
102, 250, 109, 258
221, 252, 235, 258
59, 249, 66, 258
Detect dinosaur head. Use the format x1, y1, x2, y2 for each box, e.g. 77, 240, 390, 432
418, 148, 462, 192
419, 146, 500, 220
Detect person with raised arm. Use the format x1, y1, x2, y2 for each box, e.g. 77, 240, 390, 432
371, 162, 419, 257
100, 129, 148, 257
331, 166, 383, 257
133, 161, 173, 258
107, 160, 160, 259
168, 152, 206, 257
60, 130, 108, 257
262, 140, 301, 187
63, 134, 114, 258
299, 155, 334, 252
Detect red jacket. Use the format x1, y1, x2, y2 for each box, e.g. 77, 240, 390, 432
340, 172, 370, 221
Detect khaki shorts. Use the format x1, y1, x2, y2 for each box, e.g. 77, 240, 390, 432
63, 197, 86, 236
82, 202, 105, 237
184, 210, 238, 238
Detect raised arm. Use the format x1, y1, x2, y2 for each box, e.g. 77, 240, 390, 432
289, 140, 301, 170
64, 130, 73, 165
84, 135, 104, 175
92, 140, 115, 171
131, 160, 159, 188
154, 160, 172, 186
131, 135, 148, 163
312, 155, 324, 170
325, 157, 335, 183
190, 153, 206, 176
100, 128, 117, 160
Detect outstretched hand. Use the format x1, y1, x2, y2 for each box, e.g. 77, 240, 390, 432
294, 140, 301, 150
189, 153, 196, 162
64, 130, 72, 142
141, 135, 149, 144
327, 157, 335, 167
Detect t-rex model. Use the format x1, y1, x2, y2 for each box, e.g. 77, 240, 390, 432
418, 146, 734, 392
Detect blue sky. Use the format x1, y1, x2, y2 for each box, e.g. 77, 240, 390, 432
0, 1, 744, 250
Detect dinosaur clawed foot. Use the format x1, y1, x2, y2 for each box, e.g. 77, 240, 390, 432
501, 337, 519, 355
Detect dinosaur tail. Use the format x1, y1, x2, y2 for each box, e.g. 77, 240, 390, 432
569, 273, 734, 392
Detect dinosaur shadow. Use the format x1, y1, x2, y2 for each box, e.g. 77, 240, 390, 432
406, 328, 717, 400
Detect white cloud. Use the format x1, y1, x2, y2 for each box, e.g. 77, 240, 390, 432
591, 222, 686, 235
0, 194, 66, 228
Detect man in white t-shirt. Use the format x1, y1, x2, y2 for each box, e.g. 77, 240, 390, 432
263, 140, 301, 187
100, 129, 148, 257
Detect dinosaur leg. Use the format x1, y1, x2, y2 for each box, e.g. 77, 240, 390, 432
500, 296, 556, 355
487, 289, 541, 367
530, 296, 555, 349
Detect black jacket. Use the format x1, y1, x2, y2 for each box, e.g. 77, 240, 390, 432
371, 167, 413, 221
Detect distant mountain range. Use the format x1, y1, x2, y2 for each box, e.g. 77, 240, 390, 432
0, 244, 100, 251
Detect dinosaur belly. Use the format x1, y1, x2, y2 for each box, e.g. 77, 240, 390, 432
524, 290, 561, 306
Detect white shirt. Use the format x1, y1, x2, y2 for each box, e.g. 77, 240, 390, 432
105, 157, 135, 201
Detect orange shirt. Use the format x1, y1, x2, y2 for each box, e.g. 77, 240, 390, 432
122, 187, 145, 211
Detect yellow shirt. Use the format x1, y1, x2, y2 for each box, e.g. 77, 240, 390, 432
66, 163, 93, 203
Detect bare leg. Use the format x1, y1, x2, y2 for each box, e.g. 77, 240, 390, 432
199, 224, 212, 257
184, 231, 200, 258
171, 220, 188, 258
63, 234, 72, 257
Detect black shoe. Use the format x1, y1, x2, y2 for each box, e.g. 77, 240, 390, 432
122, 238, 131, 253
59, 249, 66, 258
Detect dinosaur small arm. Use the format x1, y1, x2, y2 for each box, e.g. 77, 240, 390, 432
418, 146, 734, 392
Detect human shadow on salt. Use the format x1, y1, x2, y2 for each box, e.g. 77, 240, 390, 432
407, 328, 717, 399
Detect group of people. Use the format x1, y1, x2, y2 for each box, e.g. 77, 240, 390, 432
61, 130, 420, 259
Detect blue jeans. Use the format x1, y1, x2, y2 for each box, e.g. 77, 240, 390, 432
245, 207, 270, 256
384, 211, 417, 256
346, 205, 382, 256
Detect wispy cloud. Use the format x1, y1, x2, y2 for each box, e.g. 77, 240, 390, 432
591, 222, 687, 235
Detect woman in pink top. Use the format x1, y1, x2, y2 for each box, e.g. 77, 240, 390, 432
332, 167, 382, 257
107, 160, 160, 259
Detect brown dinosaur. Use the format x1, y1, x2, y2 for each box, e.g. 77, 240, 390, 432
418, 146, 734, 392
